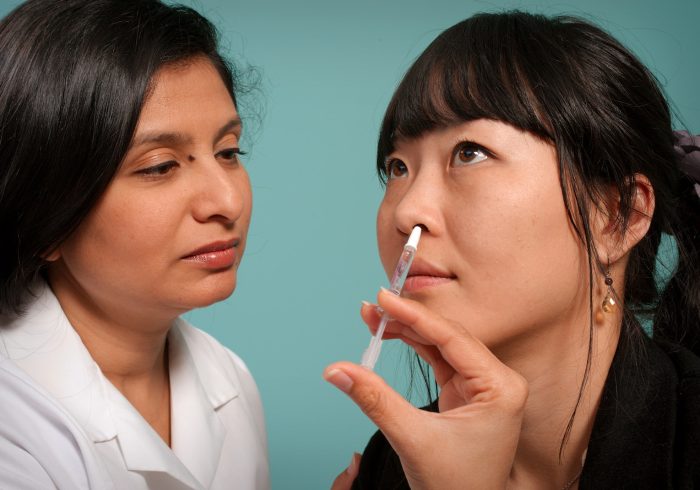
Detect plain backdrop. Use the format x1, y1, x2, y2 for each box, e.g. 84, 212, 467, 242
1, 0, 698, 488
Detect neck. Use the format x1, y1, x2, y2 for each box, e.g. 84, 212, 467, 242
501, 309, 621, 489
46, 268, 174, 445
48, 269, 174, 378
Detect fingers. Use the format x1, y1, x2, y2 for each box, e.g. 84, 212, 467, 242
402, 338, 456, 387
360, 300, 381, 328
361, 299, 457, 387
323, 361, 420, 444
360, 301, 429, 345
330, 453, 361, 490
360, 292, 509, 397
374, 289, 501, 377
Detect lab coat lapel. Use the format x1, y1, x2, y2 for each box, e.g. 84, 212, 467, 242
168, 323, 235, 489
105, 382, 202, 489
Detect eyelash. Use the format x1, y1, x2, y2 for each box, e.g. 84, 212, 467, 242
217, 148, 247, 161
136, 148, 247, 178
137, 161, 178, 177
384, 140, 491, 180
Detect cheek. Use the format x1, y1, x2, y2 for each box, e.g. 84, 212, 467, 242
232, 171, 253, 254
239, 172, 253, 223
455, 173, 586, 316
503, 195, 579, 287
376, 198, 397, 276
61, 187, 182, 276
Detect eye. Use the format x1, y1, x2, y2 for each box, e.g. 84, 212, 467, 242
136, 161, 178, 177
216, 148, 246, 163
385, 158, 408, 180
452, 142, 489, 167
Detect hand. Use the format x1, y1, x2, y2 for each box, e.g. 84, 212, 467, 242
330, 453, 361, 490
324, 289, 528, 490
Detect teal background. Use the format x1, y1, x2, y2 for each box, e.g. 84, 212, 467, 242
1, 0, 699, 488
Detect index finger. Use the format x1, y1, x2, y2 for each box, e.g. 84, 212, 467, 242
376, 289, 503, 378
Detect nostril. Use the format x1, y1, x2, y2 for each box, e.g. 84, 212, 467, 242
413, 223, 429, 234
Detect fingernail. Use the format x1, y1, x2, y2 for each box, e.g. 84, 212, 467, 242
324, 368, 354, 393
363, 300, 383, 314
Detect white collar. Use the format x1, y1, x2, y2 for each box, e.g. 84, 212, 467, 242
0, 282, 240, 489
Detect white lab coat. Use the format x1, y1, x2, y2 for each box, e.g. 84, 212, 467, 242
0, 356, 111, 489
0, 283, 270, 490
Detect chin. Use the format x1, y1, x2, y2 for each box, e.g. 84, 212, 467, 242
185, 274, 238, 309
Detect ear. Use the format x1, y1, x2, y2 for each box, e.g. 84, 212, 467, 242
41, 247, 61, 262
592, 173, 655, 264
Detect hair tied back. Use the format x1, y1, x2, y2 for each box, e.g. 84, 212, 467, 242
673, 130, 700, 197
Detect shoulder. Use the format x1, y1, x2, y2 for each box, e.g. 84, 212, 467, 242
654, 340, 700, 486
654, 340, 700, 380
584, 337, 700, 488
0, 357, 108, 489
652, 339, 700, 413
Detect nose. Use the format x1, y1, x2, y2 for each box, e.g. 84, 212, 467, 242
392, 169, 443, 238
191, 159, 248, 226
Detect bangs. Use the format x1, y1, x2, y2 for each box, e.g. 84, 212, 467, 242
377, 12, 563, 178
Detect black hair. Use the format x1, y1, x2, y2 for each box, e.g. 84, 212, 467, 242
378, 11, 700, 453
0, 0, 240, 314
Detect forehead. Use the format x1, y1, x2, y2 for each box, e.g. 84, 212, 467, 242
134, 57, 238, 137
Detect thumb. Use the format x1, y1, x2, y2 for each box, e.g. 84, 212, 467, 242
324, 361, 418, 443
330, 453, 361, 490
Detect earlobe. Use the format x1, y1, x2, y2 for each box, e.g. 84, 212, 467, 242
42, 248, 61, 262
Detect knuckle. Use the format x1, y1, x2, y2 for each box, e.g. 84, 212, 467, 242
355, 385, 386, 420
501, 372, 529, 412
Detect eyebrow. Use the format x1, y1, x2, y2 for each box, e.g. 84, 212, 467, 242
130, 117, 242, 149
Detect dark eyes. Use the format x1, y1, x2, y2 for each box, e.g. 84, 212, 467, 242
136, 148, 246, 178
453, 142, 489, 166
217, 148, 247, 161
384, 141, 490, 181
385, 159, 408, 180
137, 161, 178, 177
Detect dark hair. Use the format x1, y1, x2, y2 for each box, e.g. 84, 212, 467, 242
378, 11, 700, 452
0, 0, 239, 313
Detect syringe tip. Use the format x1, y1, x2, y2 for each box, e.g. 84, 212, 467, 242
407, 225, 422, 249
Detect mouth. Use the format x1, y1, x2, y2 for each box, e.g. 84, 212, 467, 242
182, 239, 240, 269
403, 258, 456, 293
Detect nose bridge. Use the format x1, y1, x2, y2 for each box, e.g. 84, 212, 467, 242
192, 157, 244, 222
394, 164, 443, 234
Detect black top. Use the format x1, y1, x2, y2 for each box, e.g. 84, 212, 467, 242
352, 334, 700, 489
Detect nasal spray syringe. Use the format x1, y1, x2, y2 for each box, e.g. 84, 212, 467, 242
361, 225, 422, 370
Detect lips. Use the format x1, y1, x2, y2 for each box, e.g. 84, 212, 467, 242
403, 258, 456, 292
182, 239, 240, 269
184, 239, 239, 258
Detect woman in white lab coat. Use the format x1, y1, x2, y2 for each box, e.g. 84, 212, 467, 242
0, 1, 269, 488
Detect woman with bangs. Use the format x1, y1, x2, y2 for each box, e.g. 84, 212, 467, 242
327, 11, 700, 490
